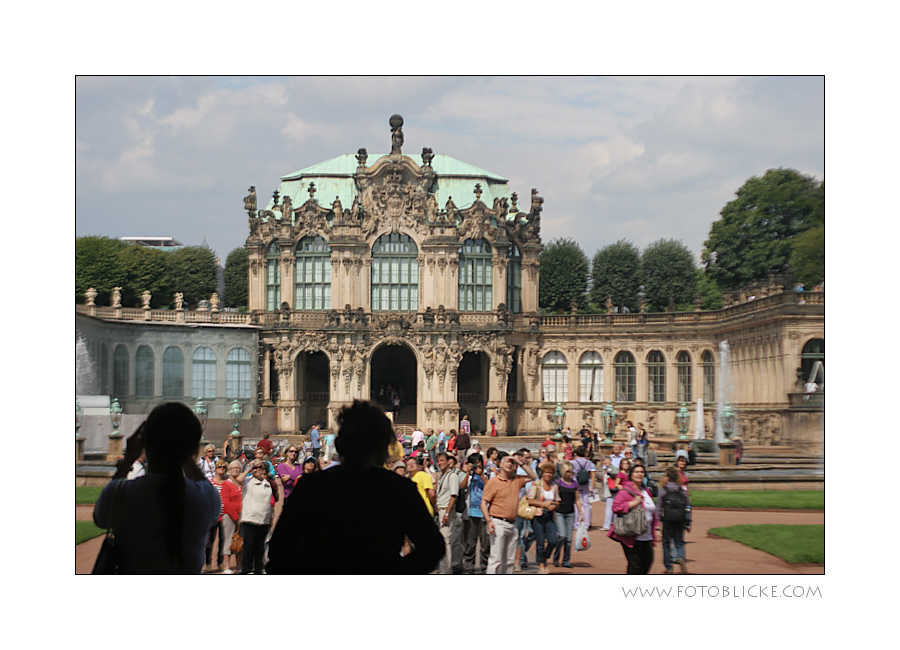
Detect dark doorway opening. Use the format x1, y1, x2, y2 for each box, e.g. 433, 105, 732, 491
370, 344, 417, 424
458, 351, 488, 432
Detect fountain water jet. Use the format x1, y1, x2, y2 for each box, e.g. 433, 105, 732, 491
76, 334, 97, 396
714, 340, 736, 443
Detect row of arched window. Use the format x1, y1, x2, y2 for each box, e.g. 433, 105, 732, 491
101, 345, 253, 401
541, 350, 718, 404
265, 235, 522, 313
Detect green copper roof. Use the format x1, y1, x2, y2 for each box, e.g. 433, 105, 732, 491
267, 153, 513, 214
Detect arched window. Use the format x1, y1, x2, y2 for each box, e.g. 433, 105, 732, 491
506, 243, 522, 313
458, 238, 493, 311
676, 351, 692, 403
371, 233, 418, 311
701, 350, 716, 403
99, 343, 109, 394
226, 348, 252, 400
135, 345, 155, 397
579, 351, 603, 403
163, 346, 185, 398
614, 351, 635, 402
266, 242, 281, 311
647, 350, 666, 403
113, 344, 129, 397
542, 351, 568, 402
192, 347, 217, 400
801, 338, 825, 387
295, 236, 331, 310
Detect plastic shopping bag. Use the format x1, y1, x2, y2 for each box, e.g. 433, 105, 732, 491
575, 522, 591, 551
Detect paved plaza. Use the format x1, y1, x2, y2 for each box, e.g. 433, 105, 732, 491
76, 501, 824, 575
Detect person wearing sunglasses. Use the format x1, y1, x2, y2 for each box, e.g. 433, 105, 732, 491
277, 447, 303, 499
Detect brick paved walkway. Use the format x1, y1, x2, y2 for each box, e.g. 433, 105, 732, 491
76, 502, 824, 575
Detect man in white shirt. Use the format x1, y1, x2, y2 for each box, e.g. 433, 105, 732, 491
411, 427, 425, 450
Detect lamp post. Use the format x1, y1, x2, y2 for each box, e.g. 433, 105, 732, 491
76, 398, 85, 461
109, 398, 123, 435
107, 397, 125, 461
193, 398, 209, 443
76, 398, 83, 436
229, 400, 243, 433
676, 402, 690, 440
601, 401, 618, 442
721, 402, 735, 440
552, 402, 566, 438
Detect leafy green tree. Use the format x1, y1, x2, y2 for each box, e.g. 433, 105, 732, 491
169, 245, 219, 306
118, 244, 175, 308
790, 223, 824, 287
223, 247, 250, 309
696, 269, 723, 310
76, 236, 127, 304
703, 168, 824, 289
539, 238, 589, 312
641, 239, 698, 311
589, 239, 642, 312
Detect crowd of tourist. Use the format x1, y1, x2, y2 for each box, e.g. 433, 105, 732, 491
94, 400, 693, 575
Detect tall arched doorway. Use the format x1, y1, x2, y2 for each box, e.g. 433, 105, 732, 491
370, 343, 417, 424
458, 351, 488, 432
295, 350, 330, 429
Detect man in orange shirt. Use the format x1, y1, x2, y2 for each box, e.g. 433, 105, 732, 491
481, 452, 537, 574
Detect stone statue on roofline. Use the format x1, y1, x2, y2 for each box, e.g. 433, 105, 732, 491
390, 114, 404, 154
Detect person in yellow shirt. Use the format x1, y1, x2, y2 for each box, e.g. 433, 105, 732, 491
406, 456, 436, 517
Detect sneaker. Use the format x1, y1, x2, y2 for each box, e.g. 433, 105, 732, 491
222, 569, 234, 574
562, 562, 573, 568
676, 558, 689, 574
662, 568, 673, 575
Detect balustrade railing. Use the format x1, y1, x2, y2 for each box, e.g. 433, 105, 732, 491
77, 291, 822, 330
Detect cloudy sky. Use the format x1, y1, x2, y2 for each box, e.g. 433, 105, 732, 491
75, 76, 823, 265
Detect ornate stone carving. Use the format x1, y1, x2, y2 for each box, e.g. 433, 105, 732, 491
174, 293, 184, 310
85, 287, 98, 306
243, 186, 257, 215
111, 287, 122, 308
390, 114, 404, 154
209, 293, 219, 312
140, 290, 151, 309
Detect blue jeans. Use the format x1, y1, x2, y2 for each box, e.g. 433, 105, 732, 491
516, 517, 535, 564
662, 522, 686, 569
531, 511, 560, 563
553, 511, 575, 564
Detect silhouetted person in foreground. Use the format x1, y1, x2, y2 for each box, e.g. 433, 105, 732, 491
94, 402, 220, 573
266, 400, 444, 574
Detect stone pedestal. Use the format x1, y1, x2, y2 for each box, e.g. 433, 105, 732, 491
718, 440, 737, 465
230, 433, 243, 454
107, 433, 124, 461
598, 438, 615, 460
76, 436, 85, 461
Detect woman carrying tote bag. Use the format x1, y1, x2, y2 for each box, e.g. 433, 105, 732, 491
607, 464, 658, 574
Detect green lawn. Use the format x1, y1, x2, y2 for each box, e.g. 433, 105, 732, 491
708, 524, 824, 564
689, 490, 823, 510
76, 486, 103, 505
77, 520, 106, 545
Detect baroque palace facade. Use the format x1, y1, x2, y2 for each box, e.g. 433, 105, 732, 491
239, 115, 824, 447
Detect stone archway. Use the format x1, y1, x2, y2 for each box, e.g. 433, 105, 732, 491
370, 343, 418, 424
458, 351, 489, 432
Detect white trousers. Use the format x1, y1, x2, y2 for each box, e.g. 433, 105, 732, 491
487, 517, 518, 574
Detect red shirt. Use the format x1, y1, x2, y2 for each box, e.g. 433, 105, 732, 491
221, 478, 243, 521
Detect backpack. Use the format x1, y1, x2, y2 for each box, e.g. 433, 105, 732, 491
661, 487, 688, 523
455, 473, 468, 514
575, 459, 591, 486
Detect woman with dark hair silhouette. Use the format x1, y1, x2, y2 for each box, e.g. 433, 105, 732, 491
266, 400, 444, 574
93, 402, 221, 573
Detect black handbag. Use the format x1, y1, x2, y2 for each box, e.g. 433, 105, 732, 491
92, 480, 126, 574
